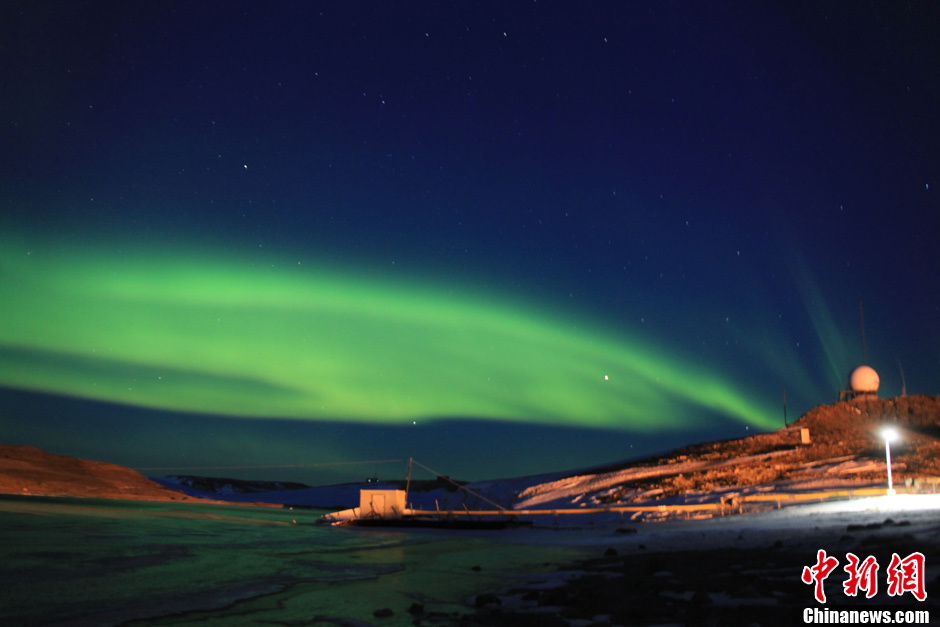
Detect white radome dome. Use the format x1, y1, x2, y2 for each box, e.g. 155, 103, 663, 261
849, 365, 880, 393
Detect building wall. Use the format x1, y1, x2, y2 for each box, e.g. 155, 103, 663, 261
359, 489, 406, 518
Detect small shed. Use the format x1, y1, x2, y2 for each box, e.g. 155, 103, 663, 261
359, 489, 407, 519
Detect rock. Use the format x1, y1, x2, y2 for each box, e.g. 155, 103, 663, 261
474, 593, 502, 607
538, 587, 569, 606
372, 607, 393, 618
733, 584, 762, 598
521, 589, 541, 602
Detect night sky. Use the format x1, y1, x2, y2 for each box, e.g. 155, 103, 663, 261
1, 2, 937, 485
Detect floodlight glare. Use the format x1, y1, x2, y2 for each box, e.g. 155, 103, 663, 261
881, 427, 899, 496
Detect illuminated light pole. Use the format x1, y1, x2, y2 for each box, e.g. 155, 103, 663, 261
882, 428, 899, 496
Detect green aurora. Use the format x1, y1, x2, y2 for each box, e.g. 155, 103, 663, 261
0, 236, 778, 431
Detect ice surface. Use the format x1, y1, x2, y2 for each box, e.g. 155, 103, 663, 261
4, 486, 939, 625
0, 495, 581, 626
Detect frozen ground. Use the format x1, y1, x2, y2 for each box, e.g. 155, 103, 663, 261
155, 455, 903, 526
464, 494, 940, 626
4, 489, 937, 626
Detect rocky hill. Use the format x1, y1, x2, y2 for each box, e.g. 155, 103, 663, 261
528, 394, 940, 507
0, 444, 199, 501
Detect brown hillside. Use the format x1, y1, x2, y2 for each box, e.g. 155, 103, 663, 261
0, 444, 198, 501
791, 394, 940, 475
596, 395, 940, 501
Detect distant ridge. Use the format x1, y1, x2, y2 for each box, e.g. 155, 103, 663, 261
162, 475, 311, 494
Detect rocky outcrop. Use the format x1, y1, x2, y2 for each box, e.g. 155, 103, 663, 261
591, 395, 940, 500
0, 444, 195, 501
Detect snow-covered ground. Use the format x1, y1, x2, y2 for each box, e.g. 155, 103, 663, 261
153, 454, 914, 528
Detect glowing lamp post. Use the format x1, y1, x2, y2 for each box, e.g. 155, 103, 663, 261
882, 428, 899, 496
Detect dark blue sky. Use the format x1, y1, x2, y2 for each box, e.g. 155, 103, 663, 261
1, 2, 937, 484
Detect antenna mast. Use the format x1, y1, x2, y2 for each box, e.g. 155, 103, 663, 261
858, 299, 869, 365
897, 357, 907, 396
